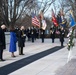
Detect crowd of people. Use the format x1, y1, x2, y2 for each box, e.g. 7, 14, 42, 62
0, 24, 65, 61
50, 26, 65, 46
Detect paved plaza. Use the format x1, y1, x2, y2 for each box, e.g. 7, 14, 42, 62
0, 37, 76, 75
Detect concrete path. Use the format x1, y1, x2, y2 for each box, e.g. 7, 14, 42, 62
0, 39, 76, 75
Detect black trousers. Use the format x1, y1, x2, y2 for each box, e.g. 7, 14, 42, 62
19, 47, 23, 55
52, 39, 54, 43
42, 38, 44, 43
32, 37, 34, 42
0, 49, 3, 59
61, 42, 63, 47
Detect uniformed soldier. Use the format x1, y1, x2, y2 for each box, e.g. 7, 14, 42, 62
40, 28, 45, 43
26, 27, 31, 41
50, 27, 56, 43
31, 27, 35, 43
59, 27, 65, 47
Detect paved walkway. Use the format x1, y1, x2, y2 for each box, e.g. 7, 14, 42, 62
0, 39, 76, 75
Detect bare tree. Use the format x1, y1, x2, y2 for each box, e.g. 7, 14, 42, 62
0, 0, 36, 27
37, 0, 56, 15
58, 0, 76, 21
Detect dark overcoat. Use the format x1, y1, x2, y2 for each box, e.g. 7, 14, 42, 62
50, 29, 55, 39
18, 30, 25, 47
59, 30, 65, 42
0, 28, 6, 50
40, 29, 45, 38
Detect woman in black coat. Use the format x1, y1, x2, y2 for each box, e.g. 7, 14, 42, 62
18, 26, 26, 55
0, 25, 6, 61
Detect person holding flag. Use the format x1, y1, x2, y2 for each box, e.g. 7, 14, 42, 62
39, 10, 47, 43
59, 27, 65, 47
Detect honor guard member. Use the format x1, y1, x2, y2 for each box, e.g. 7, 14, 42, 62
50, 27, 56, 43
27, 27, 31, 41
59, 27, 65, 47
36, 28, 39, 39
40, 28, 45, 43
33, 27, 37, 40
31, 27, 35, 43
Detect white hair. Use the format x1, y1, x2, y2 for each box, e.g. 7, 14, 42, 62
1, 25, 6, 29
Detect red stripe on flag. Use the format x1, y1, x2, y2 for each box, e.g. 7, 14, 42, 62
32, 16, 40, 27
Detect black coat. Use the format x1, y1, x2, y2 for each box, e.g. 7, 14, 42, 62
30, 29, 35, 38
0, 28, 6, 50
59, 30, 65, 42
18, 30, 25, 47
50, 29, 55, 39
40, 29, 45, 38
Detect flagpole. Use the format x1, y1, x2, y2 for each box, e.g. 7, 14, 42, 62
39, 10, 43, 29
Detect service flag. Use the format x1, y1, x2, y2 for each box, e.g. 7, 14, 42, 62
42, 20, 47, 30
40, 10, 44, 20
57, 10, 66, 27
52, 9, 58, 27
70, 10, 76, 27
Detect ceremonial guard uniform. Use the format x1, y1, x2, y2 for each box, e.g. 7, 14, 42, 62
27, 27, 31, 41
31, 27, 35, 43
40, 28, 45, 43
50, 27, 56, 43
59, 27, 65, 47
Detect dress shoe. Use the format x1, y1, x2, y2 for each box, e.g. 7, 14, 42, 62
0, 59, 5, 61
21, 54, 25, 55
11, 55, 16, 57
19, 54, 24, 55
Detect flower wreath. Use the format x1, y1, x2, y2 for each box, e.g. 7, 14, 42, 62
67, 28, 75, 50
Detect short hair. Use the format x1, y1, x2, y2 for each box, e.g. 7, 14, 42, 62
1, 25, 6, 29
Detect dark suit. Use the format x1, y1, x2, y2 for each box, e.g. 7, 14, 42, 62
0, 28, 6, 60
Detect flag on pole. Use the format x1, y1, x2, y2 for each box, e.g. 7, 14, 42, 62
40, 10, 44, 20
32, 13, 40, 28
70, 10, 76, 27
51, 9, 58, 27
41, 20, 47, 30
57, 10, 66, 27
57, 13, 62, 24
60, 9, 64, 16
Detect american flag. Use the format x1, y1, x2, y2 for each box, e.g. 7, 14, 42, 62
32, 13, 40, 28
